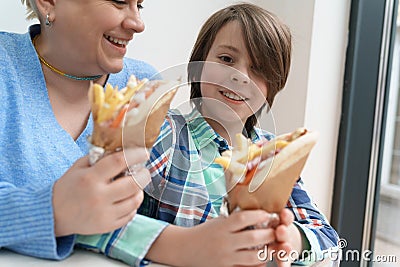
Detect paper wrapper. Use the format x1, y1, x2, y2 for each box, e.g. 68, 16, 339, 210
88, 138, 107, 166
90, 125, 122, 153
224, 131, 319, 214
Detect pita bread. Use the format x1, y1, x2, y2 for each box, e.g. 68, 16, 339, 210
225, 131, 319, 213
123, 83, 178, 148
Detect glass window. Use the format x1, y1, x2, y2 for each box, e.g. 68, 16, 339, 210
373, 5, 400, 266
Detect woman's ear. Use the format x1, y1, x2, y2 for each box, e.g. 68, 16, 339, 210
35, 0, 56, 22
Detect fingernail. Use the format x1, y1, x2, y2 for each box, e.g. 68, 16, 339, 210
267, 213, 280, 228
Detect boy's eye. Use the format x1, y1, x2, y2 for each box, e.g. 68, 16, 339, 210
219, 56, 233, 63
137, 3, 144, 9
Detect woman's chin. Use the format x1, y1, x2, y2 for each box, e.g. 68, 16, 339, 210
104, 62, 124, 74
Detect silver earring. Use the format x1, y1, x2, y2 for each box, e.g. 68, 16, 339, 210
45, 14, 52, 26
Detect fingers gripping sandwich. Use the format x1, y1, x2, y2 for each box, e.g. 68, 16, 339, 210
215, 128, 318, 213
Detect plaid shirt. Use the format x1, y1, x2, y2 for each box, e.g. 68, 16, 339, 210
77, 108, 339, 266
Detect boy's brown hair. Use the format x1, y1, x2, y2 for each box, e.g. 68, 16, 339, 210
189, 3, 292, 135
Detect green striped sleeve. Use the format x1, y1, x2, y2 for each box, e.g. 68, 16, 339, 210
76, 214, 168, 266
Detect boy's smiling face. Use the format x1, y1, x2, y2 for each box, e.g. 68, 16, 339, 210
200, 21, 268, 127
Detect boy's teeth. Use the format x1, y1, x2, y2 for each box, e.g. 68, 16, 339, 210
222, 91, 244, 101
105, 35, 128, 46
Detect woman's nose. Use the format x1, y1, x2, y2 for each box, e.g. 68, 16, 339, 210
230, 71, 250, 85
122, 9, 145, 33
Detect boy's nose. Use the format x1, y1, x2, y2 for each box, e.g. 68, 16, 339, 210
230, 72, 250, 85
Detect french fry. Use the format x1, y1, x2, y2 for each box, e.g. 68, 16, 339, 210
93, 83, 105, 120
121, 78, 148, 106
104, 83, 114, 100
93, 84, 104, 108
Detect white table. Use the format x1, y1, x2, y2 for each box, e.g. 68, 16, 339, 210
0, 249, 334, 267
0, 249, 165, 267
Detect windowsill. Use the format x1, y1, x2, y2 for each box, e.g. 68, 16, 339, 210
380, 184, 400, 200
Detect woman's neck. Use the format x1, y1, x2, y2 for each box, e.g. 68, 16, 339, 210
43, 66, 107, 102
33, 33, 107, 101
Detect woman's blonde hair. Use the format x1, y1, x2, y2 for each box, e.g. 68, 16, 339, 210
21, 0, 39, 20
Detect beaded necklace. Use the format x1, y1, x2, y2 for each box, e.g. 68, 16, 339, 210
33, 36, 102, 81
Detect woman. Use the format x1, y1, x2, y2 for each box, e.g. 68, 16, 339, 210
0, 0, 152, 260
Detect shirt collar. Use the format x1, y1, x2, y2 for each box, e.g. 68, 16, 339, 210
29, 24, 41, 40
185, 108, 267, 154
185, 108, 225, 150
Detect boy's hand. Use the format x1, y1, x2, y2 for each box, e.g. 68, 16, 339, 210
186, 210, 274, 267
52, 148, 150, 236
147, 209, 274, 267
268, 209, 303, 267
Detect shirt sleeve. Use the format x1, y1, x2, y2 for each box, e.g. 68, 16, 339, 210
76, 117, 175, 266
288, 178, 339, 265
0, 39, 75, 259
0, 181, 75, 259
76, 214, 168, 266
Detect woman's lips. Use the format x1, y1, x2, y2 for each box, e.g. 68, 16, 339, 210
103, 35, 129, 56
104, 34, 129, 47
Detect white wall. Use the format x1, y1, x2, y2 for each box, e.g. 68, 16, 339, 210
255, 1, 350, 217
304, 0, 350, 218
1, 1, 350, 218
1, 2, 38, 32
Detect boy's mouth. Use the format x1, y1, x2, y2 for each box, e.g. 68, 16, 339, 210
220, 90, 247, 101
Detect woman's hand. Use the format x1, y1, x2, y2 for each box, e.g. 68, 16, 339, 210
52, 148, 150, 236
147, 210, 274, 267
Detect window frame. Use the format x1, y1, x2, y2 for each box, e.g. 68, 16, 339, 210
331, 0, 398, 266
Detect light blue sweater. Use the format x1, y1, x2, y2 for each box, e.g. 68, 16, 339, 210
0, 25, 158, 260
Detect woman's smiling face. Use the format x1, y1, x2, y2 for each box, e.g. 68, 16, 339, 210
48, 0, 145, 76
200, 20, 268, 126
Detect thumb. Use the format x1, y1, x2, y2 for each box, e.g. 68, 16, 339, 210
72, 155, 91, 168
